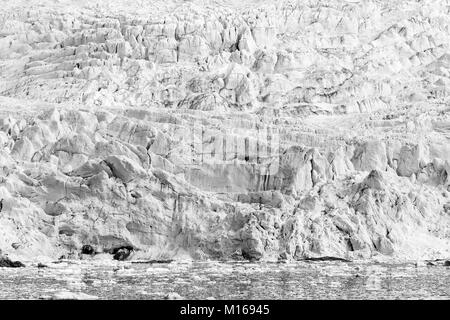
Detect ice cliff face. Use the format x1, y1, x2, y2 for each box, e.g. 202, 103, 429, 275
0, 0, 449, 262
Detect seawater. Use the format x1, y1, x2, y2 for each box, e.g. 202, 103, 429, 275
0, 261, 448, 299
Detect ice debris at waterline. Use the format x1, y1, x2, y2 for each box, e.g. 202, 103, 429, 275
0, 261, 449, 300
0, 0, 449, 263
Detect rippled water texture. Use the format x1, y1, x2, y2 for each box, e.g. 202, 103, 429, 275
0, 261, 448, 299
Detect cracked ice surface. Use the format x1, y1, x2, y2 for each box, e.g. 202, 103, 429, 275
0, 0, 449, 263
